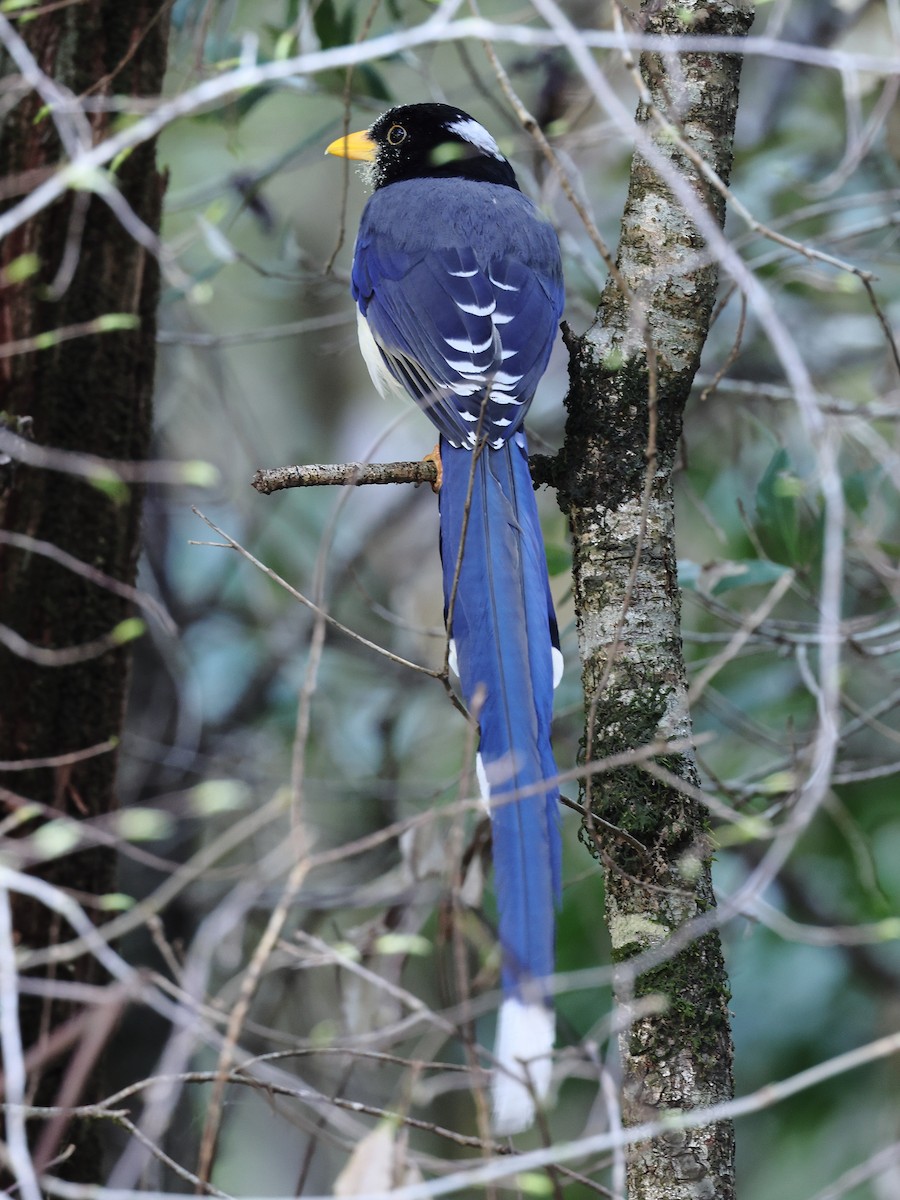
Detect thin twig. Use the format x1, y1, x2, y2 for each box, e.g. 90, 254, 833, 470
191, 507, 437, 678
0, 887, 42, 1200
2, 19, 898, 244
30, 1030, 900, 1200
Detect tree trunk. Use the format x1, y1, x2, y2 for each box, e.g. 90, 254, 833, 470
557, 2, 754, 1197
0, 3, 170, 1184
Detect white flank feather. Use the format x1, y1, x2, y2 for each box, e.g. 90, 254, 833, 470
475, 752, 491, 815
492, 998, 554, 1135
551, 646, 564, 689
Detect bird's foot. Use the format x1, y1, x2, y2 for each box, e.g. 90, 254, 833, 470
423, 442, 442, 493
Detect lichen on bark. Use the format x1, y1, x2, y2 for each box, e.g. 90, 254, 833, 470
557, 2, 755, 1198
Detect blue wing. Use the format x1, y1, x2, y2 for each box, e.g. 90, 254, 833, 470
351, 176, 564, 1133
351, 178, 564, 447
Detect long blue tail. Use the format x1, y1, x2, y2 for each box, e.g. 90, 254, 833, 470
438, 433, 561, 1133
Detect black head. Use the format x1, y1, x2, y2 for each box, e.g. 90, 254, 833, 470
326, 103, 520, 191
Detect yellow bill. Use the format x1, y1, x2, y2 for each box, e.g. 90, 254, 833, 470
325, 129, 376, 161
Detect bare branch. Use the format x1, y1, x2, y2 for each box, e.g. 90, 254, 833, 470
27, 1032, 900, 1199
2, 16, 897, 245
252, 459, 439, 493
0, 426, 216, 488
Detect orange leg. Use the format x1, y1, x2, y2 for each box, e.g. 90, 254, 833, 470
423, 441, 443, 493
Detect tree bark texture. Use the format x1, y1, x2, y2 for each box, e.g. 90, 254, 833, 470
557, 3, 754, 1198
0, 3, 170, 1182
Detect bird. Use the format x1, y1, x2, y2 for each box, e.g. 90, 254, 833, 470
327, 102, 564, 1134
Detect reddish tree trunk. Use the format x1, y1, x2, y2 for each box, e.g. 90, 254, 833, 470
0, 3, 170, 1183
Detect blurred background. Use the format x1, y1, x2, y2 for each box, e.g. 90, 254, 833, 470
95, 0, 900, 1194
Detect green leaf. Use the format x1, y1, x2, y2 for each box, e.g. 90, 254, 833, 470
95, 313, 140, 334
2, 253, 40, 284
32, 820, 81, 860
112, 617, 145, 645
332, 941, 361, 962
758, 769, 796, 796
116, 807, 174, 842
313, 0, 354, 48
544, 543, 571, 577
273, 29, 297, 60
718, 559, 791, 593
224, 84, 277, 124
190, 779, 249, 815
310, 1018, 340, 1046
98, 892, 135, 912
755, 448, 802, 565
353, 64, 392, 103
373, 933, 431, 957
1, 802, 42, 831
88, 472, 129, 504
679, 557, 791, 595
714, 816, 773, 847
179, 460, 220, 487
843, 469, 872, 517
109, 138, 138, 174
514, 1173, 555, 1196
67, 165, 114, 195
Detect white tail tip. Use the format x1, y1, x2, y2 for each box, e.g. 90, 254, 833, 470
492, 999, 555, 1135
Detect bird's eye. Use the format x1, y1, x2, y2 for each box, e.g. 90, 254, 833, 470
386, 124, 407, 146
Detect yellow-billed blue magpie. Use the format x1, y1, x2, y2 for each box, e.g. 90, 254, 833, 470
327, 103, 564, 1134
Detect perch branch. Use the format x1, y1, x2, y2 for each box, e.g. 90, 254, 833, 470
252, 452, 559, 495
252, 460, 437, 493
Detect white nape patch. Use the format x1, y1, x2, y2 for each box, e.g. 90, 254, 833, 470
447, 117, 505, 160
492, 999, 555, 1136
457, 299, 496, 317
552, 647, 564, 689
475, 752, 491, 814
448, 638, 458, 678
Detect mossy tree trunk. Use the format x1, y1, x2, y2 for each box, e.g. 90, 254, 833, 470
557, 2, 755, 1197
0, 4, 170, 1184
